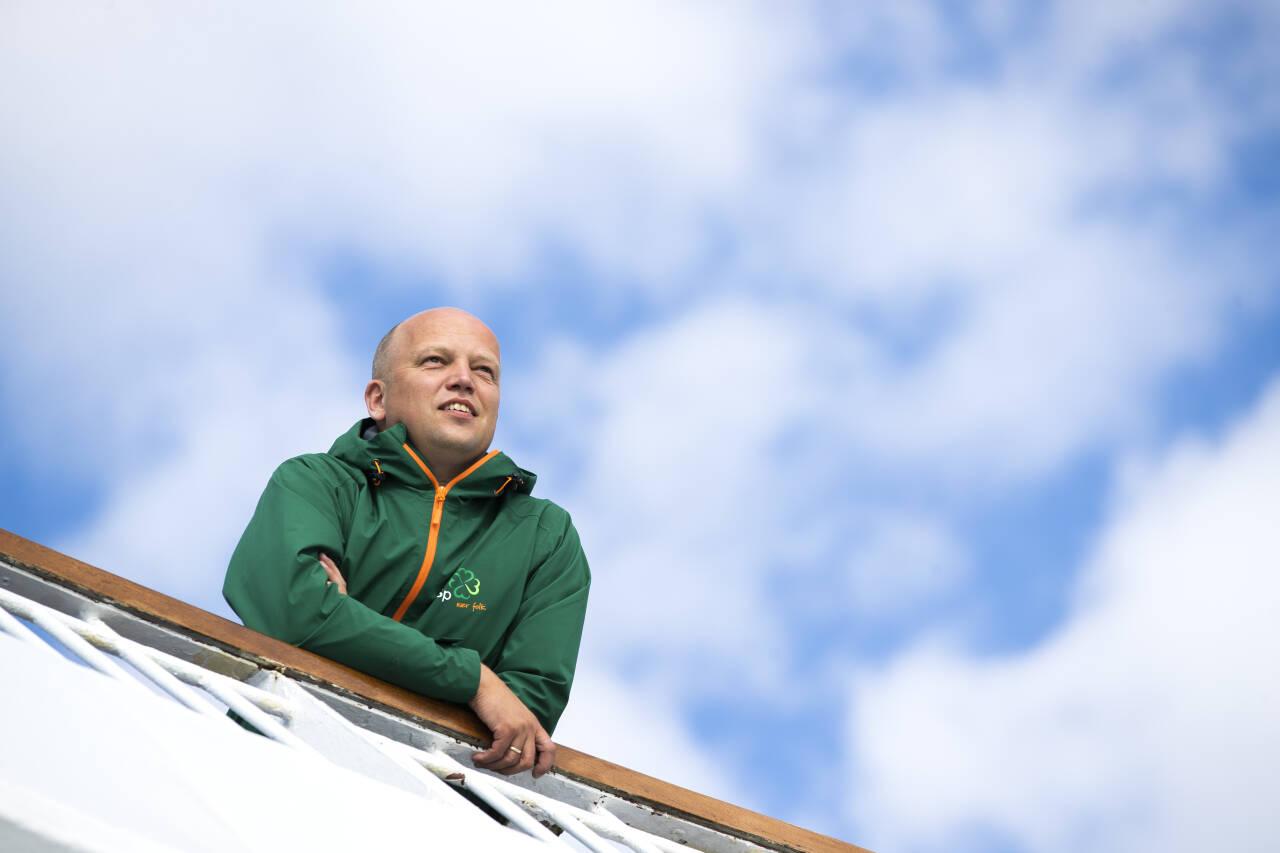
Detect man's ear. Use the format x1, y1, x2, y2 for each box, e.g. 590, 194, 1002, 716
364, 379, 387, 424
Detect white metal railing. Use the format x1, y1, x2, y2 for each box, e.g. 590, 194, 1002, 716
365, 733, 680, 853
0, 585, 310, 753
0, 569, 765, 853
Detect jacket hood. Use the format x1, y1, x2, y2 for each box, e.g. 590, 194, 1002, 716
328, 419, 536, 497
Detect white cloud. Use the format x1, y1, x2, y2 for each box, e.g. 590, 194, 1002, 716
844, 513, 970, 617
848, 373, 1280, 853
792, 95, 1083, 287
839, 226, 1229, 481
1, 1, 797, 290
765, 3, 1280, 493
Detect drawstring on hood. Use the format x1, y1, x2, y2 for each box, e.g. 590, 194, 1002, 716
494, 472, 525, 496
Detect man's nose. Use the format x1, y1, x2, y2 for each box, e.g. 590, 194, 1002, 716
445, 363, 474, 391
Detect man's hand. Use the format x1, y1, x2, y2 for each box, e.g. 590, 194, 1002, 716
469, 664, 556, 778
319, 553, 347, 595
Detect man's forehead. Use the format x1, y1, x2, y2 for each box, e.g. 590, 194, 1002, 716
396, 309, 500, 360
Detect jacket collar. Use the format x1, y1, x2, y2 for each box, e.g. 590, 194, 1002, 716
329, 419, 536, 497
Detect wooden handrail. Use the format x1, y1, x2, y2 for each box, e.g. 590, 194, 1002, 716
0, 527, 870, 853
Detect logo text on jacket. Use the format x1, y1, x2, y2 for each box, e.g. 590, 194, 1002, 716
436, 567, 487, 612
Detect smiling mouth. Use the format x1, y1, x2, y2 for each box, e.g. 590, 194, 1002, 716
441, 402, 475, 416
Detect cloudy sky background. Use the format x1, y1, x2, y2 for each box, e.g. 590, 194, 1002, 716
3, 2, 1279, 850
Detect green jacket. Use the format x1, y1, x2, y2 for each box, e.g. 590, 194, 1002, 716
223, 419, 590, 733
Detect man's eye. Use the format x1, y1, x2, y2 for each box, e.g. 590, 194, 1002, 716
422, 355, 444, 365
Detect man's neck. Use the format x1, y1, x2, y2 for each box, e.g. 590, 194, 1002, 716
418, 451, 487, 486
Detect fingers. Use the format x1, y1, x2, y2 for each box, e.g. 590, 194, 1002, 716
470, 713, 518, 766
532, 733, 556, 778
471, 726, 515, 766
473, 730, 536, 775
318, 553, 347, 595
504, 733, 536, 775
476, 733, 547, 777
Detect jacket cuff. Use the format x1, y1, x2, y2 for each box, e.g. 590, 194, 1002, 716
430, 645, 482, 705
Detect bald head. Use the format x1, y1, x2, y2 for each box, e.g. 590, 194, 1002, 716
372, 308, 499, 383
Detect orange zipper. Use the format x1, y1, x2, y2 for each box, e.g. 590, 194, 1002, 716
391, 445, 500, 622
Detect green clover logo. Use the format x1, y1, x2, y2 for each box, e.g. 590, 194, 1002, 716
449, 567, 481, 600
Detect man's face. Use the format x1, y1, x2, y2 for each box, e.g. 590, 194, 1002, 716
365, 309, 500, 478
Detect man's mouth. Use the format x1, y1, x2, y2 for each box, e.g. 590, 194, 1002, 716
441, 401, 475, 416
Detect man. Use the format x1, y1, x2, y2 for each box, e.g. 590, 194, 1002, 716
224, 308, 589, 778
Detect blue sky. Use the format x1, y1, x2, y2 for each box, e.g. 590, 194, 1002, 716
3, 2, 1279, 850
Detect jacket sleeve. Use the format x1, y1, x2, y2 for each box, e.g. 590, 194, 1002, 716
223, 458, 481, 703
490, 506, 591, 734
